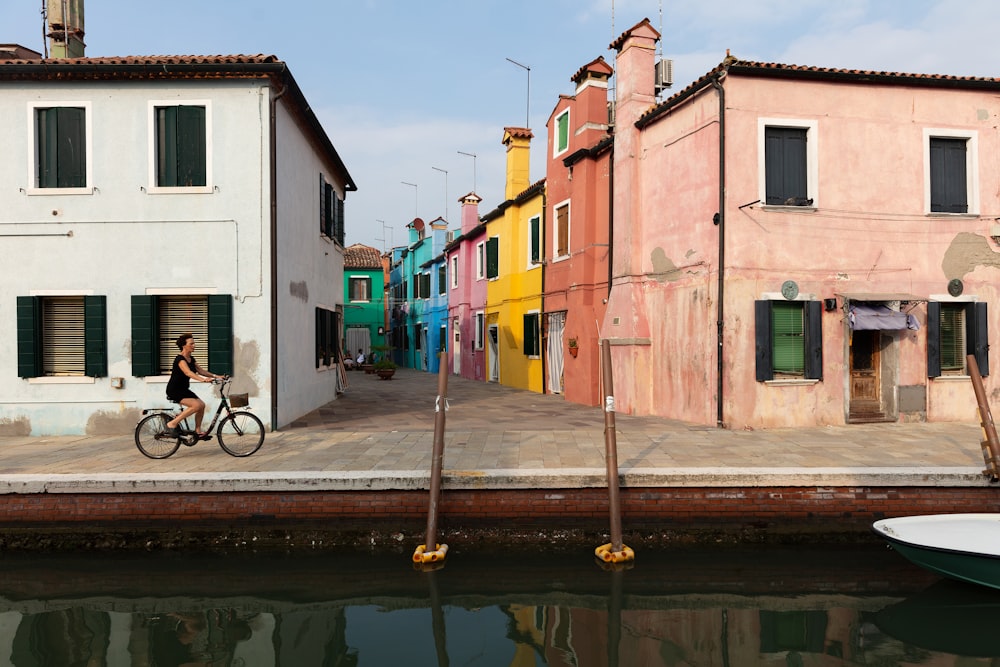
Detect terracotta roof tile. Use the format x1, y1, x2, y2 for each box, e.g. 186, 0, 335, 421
344, 244, 383, 269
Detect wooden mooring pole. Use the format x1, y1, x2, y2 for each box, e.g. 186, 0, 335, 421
413, 354, 450, 564
966, 354, 1000, 481
594, 339, 634, 564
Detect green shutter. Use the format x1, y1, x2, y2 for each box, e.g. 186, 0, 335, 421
336, 196, 345, 245
17, 296, 41, 378
207, 294, 233, 375
523, 314, 538, 356
57, 107, 86, 187
926, 301, 941, 378
84, 295, 107, 377
557, 112, 569, 152
131, 295, 158, 377
530, 216, 540, 263
755, 300, 773, 381
486, 237, 499, 279
176, 105, 206, 187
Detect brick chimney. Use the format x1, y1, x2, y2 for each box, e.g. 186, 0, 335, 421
570, 56, 614, 140
47, 0, 86, 58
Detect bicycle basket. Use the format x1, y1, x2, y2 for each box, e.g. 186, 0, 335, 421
229, 393, 249, 407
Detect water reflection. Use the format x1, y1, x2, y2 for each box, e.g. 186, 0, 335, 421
0, 545, 995, 665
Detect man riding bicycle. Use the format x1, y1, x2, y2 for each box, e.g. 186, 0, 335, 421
164, 333, 225, 439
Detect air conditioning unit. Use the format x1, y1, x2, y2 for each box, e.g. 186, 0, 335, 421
654, 59, 674, 93
445, 230, 456, 244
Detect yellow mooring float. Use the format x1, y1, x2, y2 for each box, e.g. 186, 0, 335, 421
412, 543, 449, 564
594, 542, 635, 564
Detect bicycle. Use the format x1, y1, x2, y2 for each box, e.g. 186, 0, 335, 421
134, 377, 265, 459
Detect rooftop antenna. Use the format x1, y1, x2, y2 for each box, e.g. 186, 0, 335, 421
506, 57, 531, 128
40, 0, 48, 58
431, 166, 449, 223
375, 219, 393, 252
401, 181, 418, 218
457, 150, 477, 194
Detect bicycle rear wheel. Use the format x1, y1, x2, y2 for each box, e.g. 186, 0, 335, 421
135, 413, 180, 459
218, 411, 265, 457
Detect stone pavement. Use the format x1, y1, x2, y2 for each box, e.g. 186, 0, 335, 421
0, 367, 993, 493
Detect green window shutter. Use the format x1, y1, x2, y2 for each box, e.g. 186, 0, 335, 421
16, 296, 41, 378
523, 313, 539, 356
336, 195, 345, 245
803, 300, 823, 380
530, 216, 540, 263
930, 138, 968, 214
319, 175, 327, 236
37, 108, 58, 187
324, 182, 334, 238
926, 301, 941, 378
37, 107, 86, 188
765, 127, 807, 205
207, 294, 233, 375
969, 301, 988, 377
176, 105, 206, 187
486, 237, 499, 279
557, 112, 569, 152
754, 300, 773, 382
438, 264, 446, 294
771, 301, 804, 374
84, 295, 107, 377
131, 295, 158, 377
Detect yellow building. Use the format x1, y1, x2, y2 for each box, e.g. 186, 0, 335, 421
483, 128, 544, 392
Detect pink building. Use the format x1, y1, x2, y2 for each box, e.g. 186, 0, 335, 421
603, 19, 998, 428
543, 56, 614, 406
446, 193, 487, 380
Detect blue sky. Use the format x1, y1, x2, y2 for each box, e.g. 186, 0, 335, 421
3, 0, 996, 250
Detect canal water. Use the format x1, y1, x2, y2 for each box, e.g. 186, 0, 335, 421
1, 542, 995, 665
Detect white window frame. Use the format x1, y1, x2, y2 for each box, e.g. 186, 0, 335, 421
757, 117, 819, 208
348, 275, 372, 302
450, 254, 459, 289
553, 199, 571, 262
924, 128, 979, 216
554, 108, 570, 157
476, 241, 486, 280
146, 99, 214, 194
26, 100, 94, 195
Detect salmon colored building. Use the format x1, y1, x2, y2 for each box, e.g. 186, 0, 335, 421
603, 19, 999, 428
543, 56, 614, 405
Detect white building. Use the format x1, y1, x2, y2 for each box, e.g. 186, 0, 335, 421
0, 53, 356, 435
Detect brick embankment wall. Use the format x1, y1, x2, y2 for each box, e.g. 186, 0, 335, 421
1, 486, 996, 549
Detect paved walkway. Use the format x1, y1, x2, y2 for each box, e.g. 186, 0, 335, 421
0, 368, 993, 493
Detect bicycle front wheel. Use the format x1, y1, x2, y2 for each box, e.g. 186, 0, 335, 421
218, 411, 265, 457
135, 413, 180, 459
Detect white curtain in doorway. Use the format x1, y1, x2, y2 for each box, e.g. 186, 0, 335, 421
547, 312, 565, 394
346, 327, 371, 359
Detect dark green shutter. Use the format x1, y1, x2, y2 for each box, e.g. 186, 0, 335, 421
523, 314, 538, 356
930, 138, 968, 214
336, 195, 345, 245
207, 294, 233, 375
17, 296, 41, 378
926, 301, 941, 377
486, 237, 499, 279
157, 107, 178, 186
84, 295, 107, 377
969, 302, 988, 377
438, 264, 446, 294
37, 108, 85, 188
755, 300, 773, 382
530, 217, 540, 263
765, 127, 807, 205
131, 295, 158, 377
319, 175, 327, 236
804, 300, 823, 380
176, 106, 206, 187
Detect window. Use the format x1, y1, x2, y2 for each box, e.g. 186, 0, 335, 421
554, 201, 570, 259
927, 301, 988, 377
759, 119, 817, 207
555, 109, 569, 155
450, 255, 458, 288
154, 104, 207, 187
440, 325, 447, 352
315, 307, 339, 368
31, 104, 89, 190
927, 130, 978, 214
475, 312, 485, 349
131, 294, 233, 376
17, 295, 106, 378
413, 272, 431, 299
438, 264, 447, 295
486, 237, 499, 279
476, 242, 486, 279
528, 215, 541, 265
754, 299, 822, 381
319, 175, 345, 243
523, 312, 540, 357
349, 276, 372, 302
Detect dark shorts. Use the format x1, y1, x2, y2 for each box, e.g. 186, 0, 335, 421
167, 388, 199, 403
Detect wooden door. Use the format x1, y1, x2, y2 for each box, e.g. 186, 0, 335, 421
850, 329, 882, 418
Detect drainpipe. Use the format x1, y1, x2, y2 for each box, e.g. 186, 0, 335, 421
711, 74, 726, 429
269, 78, 288, 430
607, 144, 614, 300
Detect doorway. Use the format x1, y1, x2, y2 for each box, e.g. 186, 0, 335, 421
488, 325, 499, 382
849, 329, 884, 422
